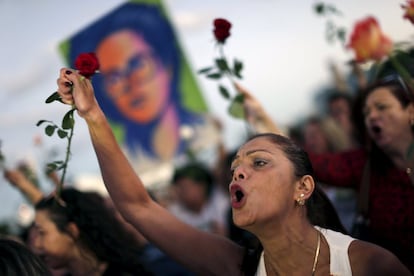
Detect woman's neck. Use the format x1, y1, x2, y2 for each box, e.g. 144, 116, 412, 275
385, 136, 414, 170
68, 249, 108, 276
152, 103, 179, 161
258, 223, 327, 275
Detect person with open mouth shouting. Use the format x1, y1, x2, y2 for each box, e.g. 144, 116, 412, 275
235, 67, 414, 274
54, 67, 410, 275
309, 73, 414, 274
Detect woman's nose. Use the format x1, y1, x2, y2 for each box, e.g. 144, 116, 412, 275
366, 106, 380, 120
233, 167, 246, 181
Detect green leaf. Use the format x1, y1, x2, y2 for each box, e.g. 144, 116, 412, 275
336, 28, 346, 44
206, 72, 222, 79
45, 92, 61, 104
0, 140, 5, 168
36, 120, 49, 127
219, 85, 231, 99
228, 95, 245, 119
46, 161, 65, 173
314, 3, 325, 15
215, 58, 230, 72
45, 125, 56, 136
234, 94, 245, 103
326, 4, 342, 16
325, 21, 336, 43
46, 162, 58, 172
393, 49, 413, 61
233, 59, 243, 79
57, 129, 68, 138
62, 109, 75, 130
198, 67, 213, 74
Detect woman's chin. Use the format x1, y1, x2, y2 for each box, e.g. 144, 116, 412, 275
232, 215, 254, 230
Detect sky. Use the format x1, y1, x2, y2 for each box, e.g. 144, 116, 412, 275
0, 0, 412, 224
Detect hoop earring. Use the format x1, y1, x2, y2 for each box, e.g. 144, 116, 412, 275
296, 193, 305, 206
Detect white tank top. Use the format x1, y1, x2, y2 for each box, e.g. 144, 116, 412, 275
255, 226, 355, 276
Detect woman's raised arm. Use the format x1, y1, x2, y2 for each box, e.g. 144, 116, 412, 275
56, 68, 244, 275
235, 82, 284, 135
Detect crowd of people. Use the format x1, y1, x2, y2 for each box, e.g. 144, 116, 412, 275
2, 64, 414, 275
5, 62, 410, 276
1, 18, 414, 276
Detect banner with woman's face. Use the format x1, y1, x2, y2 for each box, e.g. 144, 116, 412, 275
60, 0, 218, 175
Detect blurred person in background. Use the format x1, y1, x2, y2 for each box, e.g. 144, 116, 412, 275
168, 162, 228, 236
33, 188, 151, 275
0, 237, 52, 276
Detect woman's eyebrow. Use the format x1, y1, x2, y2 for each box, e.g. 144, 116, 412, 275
245, 149, 272, 156
231, 148, 272, 166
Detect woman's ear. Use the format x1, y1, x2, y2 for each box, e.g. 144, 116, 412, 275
408, 103, 414, 124
295, 175, 315, 201
66, 222, 80, 240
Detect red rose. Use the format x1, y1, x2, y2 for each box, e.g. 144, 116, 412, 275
402, 0, 414, 25
213, 18, 232, 44
347, 16, 393, 63
74, 52, 100, 79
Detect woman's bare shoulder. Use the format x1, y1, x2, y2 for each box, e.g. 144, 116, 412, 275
348, 240, 411, 275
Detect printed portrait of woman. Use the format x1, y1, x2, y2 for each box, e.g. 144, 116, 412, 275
64, 1, 210, 168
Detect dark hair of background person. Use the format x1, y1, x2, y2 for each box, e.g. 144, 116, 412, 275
172, 162, 214, 198
35, 188, 151, 274
327, 90, 354, 102
240, 133, 347, 276
0, 237, 52, 276
326, 91, 354, 112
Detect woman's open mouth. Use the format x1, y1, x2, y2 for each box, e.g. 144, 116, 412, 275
371, 125, 382, 134
235, 190, 244, 202
369, 124, 390, 146
230, 184, 246, 209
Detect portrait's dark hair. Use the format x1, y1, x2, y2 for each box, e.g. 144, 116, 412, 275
35, 188, 150, 274
68, 2, 203, 157
172, 163, 214, 198
0, 238, 52, 276
241, 133, 347, 276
